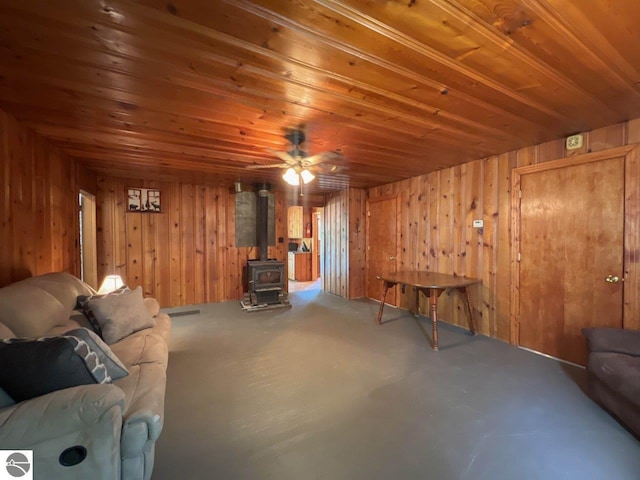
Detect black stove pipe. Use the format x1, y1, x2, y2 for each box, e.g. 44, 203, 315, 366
256, 183, 270, 261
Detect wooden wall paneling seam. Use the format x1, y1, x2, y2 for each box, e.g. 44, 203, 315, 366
154, 183, 169, 306
229, 190, 242, 300
496, 152, 516, 340
403, 177, 416, 311
339, 193, 344, 296
204, 186, 215, 302
363, 193, 369, 301
325, 196, 331, 293
126, 201, 143, 289
437, 169, 453, 323
34, 140, 47, 276
418, 174, 430, 315
480, 158, 497, 336
429, 170, 440, 277
115, 182, 127, 283
169, 183, 182, 306
452, 164, 465, 325
214, 187, 226, 302
323, 198, 328, 293
334, 192, 339, 295
463, 160, 481, 327
327, 196, 332, 294
11, 121, 27, 275
336, 192, 342, 296
194, 185, 206, 303
95, 179, 108, 282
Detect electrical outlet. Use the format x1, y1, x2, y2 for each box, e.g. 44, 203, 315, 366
566, 134, 583, 150
472, 219, 483, 228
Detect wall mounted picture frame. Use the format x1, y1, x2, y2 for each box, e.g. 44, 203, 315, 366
127, 188, 161, 213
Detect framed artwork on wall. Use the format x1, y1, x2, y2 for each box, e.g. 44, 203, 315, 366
127, 188, 161, 213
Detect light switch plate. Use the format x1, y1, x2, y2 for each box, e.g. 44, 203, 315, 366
473, 219, 483, 228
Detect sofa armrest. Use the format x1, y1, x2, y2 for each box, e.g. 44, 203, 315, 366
0, 384, 126, 444
583, 327, 640, 357
0, 384, 126, 480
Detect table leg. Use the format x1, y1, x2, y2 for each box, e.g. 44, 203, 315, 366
429, 288, 444, 351
377, 281, 391, 324
458, 286, 477, 335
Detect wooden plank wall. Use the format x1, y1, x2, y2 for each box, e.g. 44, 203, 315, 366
323, 191, 347, 297
96, 177, 287, 307
368, 119, 640, 342
323, 188, 367, 299
0, 108, 81, 287
348, 189, 367, 299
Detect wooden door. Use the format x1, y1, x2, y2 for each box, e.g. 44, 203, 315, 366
517, 156, 625, 365
367, 197, 398, 305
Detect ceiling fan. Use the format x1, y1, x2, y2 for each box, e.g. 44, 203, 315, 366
246, 129, 344, 185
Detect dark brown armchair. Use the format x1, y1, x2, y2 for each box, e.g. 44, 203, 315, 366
582, 327, 640, 438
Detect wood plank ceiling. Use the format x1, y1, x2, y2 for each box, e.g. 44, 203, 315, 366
1, 0, 639, 193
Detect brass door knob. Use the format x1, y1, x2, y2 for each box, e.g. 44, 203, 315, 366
605, 275, 620, 283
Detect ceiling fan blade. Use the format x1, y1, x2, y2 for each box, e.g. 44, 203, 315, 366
266, 149, 298, 164
303, 151, 343, 166
310, 164, 346, 174
244, 163, 291, 170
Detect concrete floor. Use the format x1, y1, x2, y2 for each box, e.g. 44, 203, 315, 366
154, 289, 640, 480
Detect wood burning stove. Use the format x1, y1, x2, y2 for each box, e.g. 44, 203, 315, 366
241, 184, 290, 311
245, 259, 286, 305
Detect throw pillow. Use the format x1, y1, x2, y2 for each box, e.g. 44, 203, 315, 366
84, 286, 156, 345
0, 336, 112, 402
65, 328, 129, 380
144, 297, 161, 318
77, 286, 130, 337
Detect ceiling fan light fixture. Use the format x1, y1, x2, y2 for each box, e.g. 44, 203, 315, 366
300, 169, 315, 184
283, 167, 300, 186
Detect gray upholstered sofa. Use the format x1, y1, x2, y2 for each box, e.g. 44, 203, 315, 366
0, 272, 171, 480
583, 327, 640, 438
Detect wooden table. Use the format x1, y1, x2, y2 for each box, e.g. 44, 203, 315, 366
376, 271, 480, 350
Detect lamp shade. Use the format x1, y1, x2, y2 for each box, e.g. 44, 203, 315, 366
98, 275, 124, 294
283, 168, 300, 186
300, 169, 315, 184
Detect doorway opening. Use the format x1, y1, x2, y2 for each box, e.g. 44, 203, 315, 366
287, 206, 323, 294
79, 190, 98, 289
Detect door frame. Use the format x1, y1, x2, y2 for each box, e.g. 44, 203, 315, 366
510, 144, 640, 344
366, 194, 401, 304
79, 190, 99, 289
